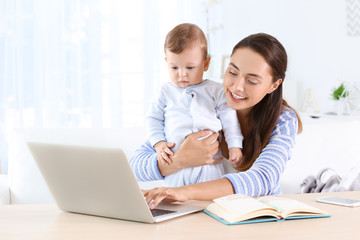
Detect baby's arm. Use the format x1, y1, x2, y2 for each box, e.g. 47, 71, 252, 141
216, 88, 243, 150
146, 86, 167, 148
154, 141, 174, 165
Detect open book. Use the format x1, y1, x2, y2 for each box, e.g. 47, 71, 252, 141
204, 194, 331, 225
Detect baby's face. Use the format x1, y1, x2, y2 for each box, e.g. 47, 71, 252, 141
165, 44, 210, 88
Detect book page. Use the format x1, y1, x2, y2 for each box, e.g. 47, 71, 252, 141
210, 194, 278, 222
258, 196, 328, 218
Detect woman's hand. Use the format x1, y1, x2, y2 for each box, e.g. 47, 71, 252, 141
158, 130, 223, 176
143, 187, 189, 209
176, 130, 222, 168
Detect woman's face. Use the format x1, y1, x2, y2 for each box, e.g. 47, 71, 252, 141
223, 47, 282, 116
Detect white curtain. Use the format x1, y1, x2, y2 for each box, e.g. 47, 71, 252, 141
0, 0, 222, 173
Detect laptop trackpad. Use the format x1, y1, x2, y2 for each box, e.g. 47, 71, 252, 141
153, 203, 204, 222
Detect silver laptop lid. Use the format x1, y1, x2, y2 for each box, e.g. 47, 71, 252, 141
27, 142, 203, 223
28, 142, 155, 223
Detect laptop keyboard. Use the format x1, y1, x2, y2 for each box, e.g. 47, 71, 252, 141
150, 208, 177, 217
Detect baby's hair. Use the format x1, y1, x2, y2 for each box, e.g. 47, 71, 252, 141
164, 23, 208, 60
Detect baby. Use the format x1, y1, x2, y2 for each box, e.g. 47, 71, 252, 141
146, 23, 243, 187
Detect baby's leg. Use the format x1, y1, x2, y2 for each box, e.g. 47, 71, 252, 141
165, 131, 224, 186
185, 134, 224, 184
164, 163, 225, 186
164, 169, 187, 187
195, 153, 225, 183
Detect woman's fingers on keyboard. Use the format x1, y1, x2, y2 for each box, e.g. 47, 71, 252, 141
144, 187, 167, 207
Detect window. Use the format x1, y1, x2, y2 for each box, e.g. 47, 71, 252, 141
0, 0, 217, 173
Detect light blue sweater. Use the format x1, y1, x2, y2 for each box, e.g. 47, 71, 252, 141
146, 80, 243, 150
130, 108, 298, 196
146, 80, 243, 186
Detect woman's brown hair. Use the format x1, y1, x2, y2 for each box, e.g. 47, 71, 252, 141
233, 33, 303, 171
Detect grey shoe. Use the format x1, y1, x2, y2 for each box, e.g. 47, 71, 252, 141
315, 168, 341, 193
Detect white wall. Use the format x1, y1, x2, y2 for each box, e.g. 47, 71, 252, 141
207, 0, 360, 113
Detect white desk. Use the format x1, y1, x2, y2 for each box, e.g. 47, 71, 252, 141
0, 191, 360, 240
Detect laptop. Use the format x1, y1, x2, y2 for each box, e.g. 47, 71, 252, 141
27, 142, 204, 223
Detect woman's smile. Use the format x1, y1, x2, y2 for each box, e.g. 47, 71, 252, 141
230, 91, 247, 101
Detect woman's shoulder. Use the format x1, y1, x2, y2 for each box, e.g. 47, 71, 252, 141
279, 106, 298, 122
273, 107, 299, 136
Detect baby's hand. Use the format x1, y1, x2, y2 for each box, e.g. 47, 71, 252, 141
229, 148, 243, 167
154, 141, 174, 165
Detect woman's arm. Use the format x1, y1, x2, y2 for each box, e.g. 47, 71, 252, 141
223, 109, 298, 196
130, 130, 222, 179
129, 141, 164, 181
143, 178, 234, 209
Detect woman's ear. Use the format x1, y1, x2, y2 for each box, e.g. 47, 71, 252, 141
204, 56, 211, 71
268, 78, 283, 94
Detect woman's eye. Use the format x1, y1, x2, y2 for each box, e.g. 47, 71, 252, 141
247, 79, 257, 85
228, 71, 236, 76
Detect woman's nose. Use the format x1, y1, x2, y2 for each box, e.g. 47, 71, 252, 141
233, 77, 245, 91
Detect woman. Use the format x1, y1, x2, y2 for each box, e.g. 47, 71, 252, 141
130, 33, 302, 209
